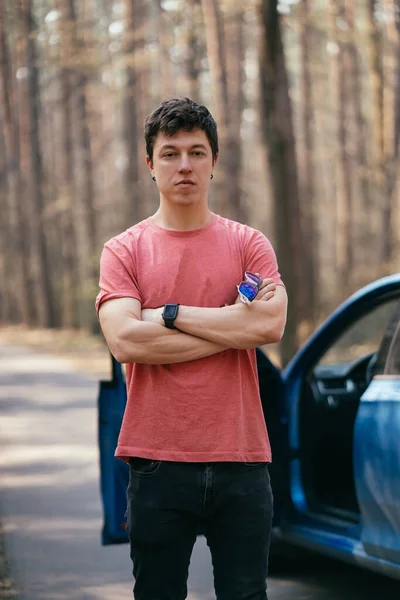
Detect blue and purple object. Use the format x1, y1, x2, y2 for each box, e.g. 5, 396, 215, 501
237, 271, 262, 304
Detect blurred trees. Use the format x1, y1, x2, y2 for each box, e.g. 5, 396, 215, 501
298, 0, 318, 324
259, 0, 305, 363
0, 0, 399, 364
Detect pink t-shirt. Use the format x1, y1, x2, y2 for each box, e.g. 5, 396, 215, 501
96, 213, 284, 463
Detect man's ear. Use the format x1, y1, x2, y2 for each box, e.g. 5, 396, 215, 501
212, 153, 219, 168
146, 155, 155, 177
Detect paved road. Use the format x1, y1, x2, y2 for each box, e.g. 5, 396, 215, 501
1, 344, 400, 599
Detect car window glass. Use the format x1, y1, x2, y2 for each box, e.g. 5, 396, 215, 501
383, 302, 400, 376
319, 299, 399, 367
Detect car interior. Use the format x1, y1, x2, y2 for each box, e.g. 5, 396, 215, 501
300, 355, 371, 520
257, 298, 400, 526
299, 298, 400, 522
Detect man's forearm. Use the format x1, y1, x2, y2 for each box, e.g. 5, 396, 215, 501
116, 320, 228, 364
174, 289, 287, 350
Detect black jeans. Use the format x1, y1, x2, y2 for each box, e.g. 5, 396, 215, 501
126, 458, 274, 600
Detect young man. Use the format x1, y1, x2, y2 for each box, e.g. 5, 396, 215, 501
96, 98, 287, 600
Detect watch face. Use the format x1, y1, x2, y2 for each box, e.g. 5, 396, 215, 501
164, 304, 178, 319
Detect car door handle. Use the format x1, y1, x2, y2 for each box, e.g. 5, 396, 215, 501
316, 379, 357, 395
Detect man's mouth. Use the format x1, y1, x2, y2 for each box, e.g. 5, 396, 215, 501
176, 179, 195, 185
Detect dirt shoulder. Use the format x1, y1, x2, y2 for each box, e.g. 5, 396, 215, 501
0, 325, 111, 380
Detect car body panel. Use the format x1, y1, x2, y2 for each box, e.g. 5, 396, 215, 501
277, 524, 400, 580
354, 378, 400, 565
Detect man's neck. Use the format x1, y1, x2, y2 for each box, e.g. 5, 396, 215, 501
152, 206, 213, 232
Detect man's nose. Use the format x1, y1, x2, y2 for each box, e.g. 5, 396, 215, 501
178, 154, 192, 172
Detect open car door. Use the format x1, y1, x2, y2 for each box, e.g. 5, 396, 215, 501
277, 275, 400, 578
98, 355, 129, 545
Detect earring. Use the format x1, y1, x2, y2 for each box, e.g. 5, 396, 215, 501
152, 176, 156, 181
210, 174, 214, 180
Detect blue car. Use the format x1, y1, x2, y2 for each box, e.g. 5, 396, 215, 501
98, 274, 400, 579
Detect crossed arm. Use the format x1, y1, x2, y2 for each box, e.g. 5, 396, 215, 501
98, 280, 287, 365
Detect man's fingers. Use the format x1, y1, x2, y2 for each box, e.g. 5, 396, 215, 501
257, 291, 275, 302
263, 291, 275, 301
257, 281, 276, 296
258, 278, 275, 290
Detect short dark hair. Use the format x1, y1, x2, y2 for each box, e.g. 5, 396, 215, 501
144, 97, 219, 161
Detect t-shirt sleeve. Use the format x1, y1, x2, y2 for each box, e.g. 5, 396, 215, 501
243, 228, 285, 287
95, 236, 142, 316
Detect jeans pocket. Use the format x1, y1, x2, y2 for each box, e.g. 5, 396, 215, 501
243, 462, 267, 468
129, 457, 162, 477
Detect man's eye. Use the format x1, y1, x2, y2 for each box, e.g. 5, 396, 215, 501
164, 152, 176, 158
192, 151, 205, 156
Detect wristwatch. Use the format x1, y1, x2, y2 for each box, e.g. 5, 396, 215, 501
162, 303, 180, 329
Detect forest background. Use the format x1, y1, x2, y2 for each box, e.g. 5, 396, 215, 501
0, 0, 399, 366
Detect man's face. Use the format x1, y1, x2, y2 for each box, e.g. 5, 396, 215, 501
146, 129, 217, 206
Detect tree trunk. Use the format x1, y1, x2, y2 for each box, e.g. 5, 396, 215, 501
366, 0, 387, 263
61, 0, 98, 329
381, 0, 400, 264
394, 0, 400, 158
259, 0, 306, 365
0, 2, 31, 323
18, 0, 55, 327
69, 0, 97, 253
123, 0, 142, 226
183, 0, 202, 101
201, 0, 231, 217
298, 0, 318, 324
346, 2, 373, 260
393, 0, 400, 256
58, 0, 80, 328
225, 4, 246, 223
156, 1, 175, 100
0, 116, 11, 322
328, 0, 353, 286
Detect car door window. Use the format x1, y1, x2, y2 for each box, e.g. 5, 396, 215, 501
319, 299, 400, 371
383, 302, 400, 376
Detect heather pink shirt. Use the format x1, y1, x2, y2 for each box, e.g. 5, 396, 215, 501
96, 213, 284, 463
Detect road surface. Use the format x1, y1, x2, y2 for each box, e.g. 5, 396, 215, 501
1, 343, 400, 599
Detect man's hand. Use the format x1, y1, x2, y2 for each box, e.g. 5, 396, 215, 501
234, 277, 276, 304
256, 278, 277, 301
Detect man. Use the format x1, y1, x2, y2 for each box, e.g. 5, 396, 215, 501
96, 97, 287, 600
